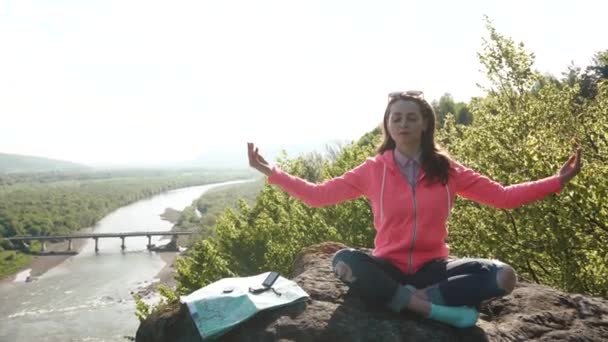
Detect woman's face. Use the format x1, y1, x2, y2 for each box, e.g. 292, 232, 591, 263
387, 100, 428, 146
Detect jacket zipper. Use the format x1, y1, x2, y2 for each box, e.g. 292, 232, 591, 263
407, 182, 418, 274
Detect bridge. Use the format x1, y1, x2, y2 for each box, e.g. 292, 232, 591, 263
5, 231, 193, 252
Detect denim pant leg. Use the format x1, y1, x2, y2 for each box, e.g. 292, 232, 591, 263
435, 258, 508, 306
332, 249, 406, 307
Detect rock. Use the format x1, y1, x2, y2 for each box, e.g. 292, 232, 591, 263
136, 242, 608, 342
101, 295, 114, 302
25, 275, 38, 283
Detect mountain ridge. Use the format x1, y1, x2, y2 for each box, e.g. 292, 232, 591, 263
0, 152, 90, 174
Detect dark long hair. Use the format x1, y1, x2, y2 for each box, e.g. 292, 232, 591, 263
377, 96, 452, 185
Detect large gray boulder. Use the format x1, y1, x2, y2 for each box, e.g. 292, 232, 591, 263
136, 242, 608, 341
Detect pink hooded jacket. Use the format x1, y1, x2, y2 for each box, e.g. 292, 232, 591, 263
268, 149, 562, 274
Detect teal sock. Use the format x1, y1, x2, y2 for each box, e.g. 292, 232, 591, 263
428, 304, 479, 328
387, 285, 416, 313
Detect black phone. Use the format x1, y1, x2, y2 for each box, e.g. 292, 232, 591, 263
262, 271, 280, 288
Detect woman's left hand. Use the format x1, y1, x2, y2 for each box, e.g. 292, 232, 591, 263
558, 144, 582, 188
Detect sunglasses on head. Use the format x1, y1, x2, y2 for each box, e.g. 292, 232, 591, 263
388, 90, 424, 101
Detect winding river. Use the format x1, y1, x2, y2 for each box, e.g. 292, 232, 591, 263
0, 180, 251, 342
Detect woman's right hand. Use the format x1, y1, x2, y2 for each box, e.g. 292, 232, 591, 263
247, 142, 272, 176
557, 143, 582, 188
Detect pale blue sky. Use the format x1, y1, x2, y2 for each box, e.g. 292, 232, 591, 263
0, 0, 605, 166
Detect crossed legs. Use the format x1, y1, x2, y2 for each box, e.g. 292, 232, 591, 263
332, 249, 517, 327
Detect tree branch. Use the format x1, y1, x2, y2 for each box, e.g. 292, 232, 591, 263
529, 258, 551, 277
501, 209, 519, 240
525, 258, 540, 283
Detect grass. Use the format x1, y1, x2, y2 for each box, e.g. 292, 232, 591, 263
0, 241, 43, 280
0, 250, 32, 280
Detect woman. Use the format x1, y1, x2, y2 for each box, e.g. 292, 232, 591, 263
246, 91, 582, 328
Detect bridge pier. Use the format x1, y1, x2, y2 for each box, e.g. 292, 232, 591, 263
121, 237, 126, 251
67, 239, 73, 251
146, 235, 152, 250
94, 237, 99, 252
40, 240, 46, 252
169, 234, 179, 251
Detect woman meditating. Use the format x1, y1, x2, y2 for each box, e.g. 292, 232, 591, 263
246, 90, 582, 328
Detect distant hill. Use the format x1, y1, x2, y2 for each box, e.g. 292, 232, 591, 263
182, 140, 351, 169
0, 153, 90, 173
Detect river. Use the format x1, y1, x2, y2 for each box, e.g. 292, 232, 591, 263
0, 180, 251, 342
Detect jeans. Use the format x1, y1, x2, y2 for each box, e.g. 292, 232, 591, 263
332, 248, 508, 307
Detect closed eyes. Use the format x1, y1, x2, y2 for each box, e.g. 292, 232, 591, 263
391, 113, 418, 122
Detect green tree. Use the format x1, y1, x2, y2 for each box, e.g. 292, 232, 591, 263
438, 17, 607, 296
576, 50, 608, 99
455, 105, 473, 125
433, 93, 473, 126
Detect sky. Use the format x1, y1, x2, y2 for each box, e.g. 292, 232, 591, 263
0, 0, 606, 167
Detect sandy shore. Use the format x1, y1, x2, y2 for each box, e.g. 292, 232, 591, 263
156, 251, 180, 288
132, 243, 183, 299
150, 233, 193, 286
30, 238, 89, 277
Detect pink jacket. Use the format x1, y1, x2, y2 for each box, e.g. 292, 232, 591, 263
268, 149, 562, 274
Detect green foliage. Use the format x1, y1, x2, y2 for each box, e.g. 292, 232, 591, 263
432, 93, 473, 127
0, 250, 31, 280
176, 206, 201, 231
189, 180, 264, 241
578, 50, 608, 99
477, 16, 538, 99
439, 19, 607, 296
132, 284, 179, 322
175, 239, 235, 295
164, 180, 265, 246
133, 284, 181, 323
133, 294, 151, 323
157, 284, 179, 303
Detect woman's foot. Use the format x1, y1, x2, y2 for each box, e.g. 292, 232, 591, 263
427, 304, 479, 328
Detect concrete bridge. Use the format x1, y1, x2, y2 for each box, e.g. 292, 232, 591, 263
5, 231, 193, 252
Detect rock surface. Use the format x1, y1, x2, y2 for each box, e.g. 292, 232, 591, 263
136, 242, 608, 341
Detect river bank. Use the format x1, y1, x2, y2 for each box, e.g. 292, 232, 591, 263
1, 235, 90, 284
131, 237, 184, 301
